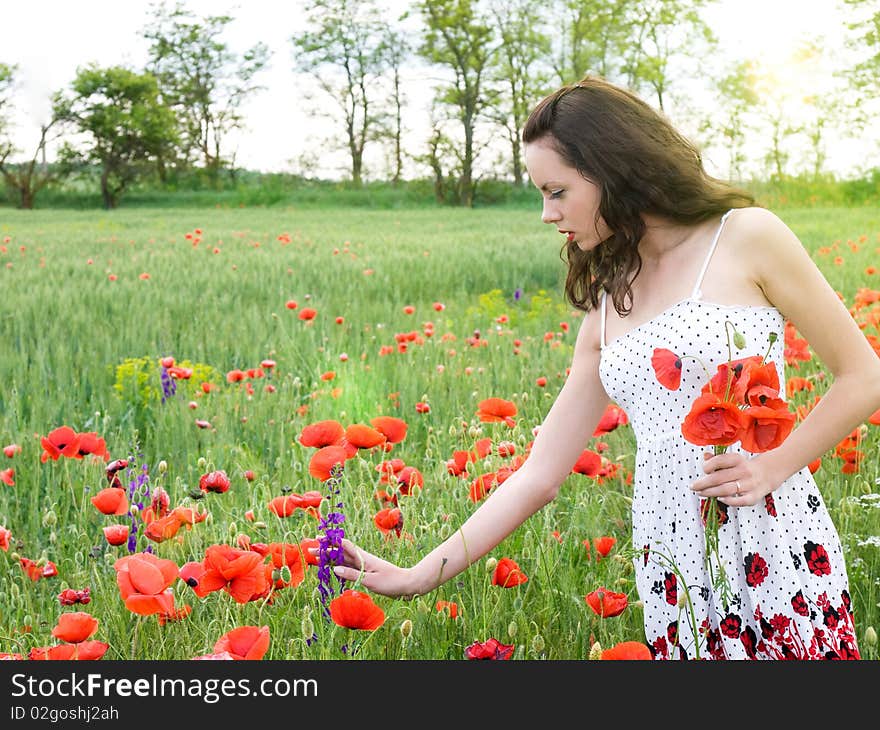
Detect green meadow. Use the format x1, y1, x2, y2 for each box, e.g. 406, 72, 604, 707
0, 204, 877, 659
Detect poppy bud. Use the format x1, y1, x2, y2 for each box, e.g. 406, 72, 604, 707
10, 551, 20, 561
227, 521, 237, 537
438, 522, 451, 539
48, 531, 56, 544
866, 626, 878, 647
416, 598, 430, 614
400, 619, 413, 639
158, 460, 168, 474
301, 615, 314, 639
280, 566, 292, 583
513, 597, 523, 611
23, 614, 32, 629
468, 426, 482, 439
448, 424, 457, 437
588, 641, 603, 660
197, 457, 207, 469
733, 330, 746, 350
253, 521, 267, 530
615, 577, 630, 587
507, 621, 518, 638
42, 510, 57, 527
531, 634, 545, 653
677, 593, 688, 609
485, 557, 498, 573
768, 332, 778, 344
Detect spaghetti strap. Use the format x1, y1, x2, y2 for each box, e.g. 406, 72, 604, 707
691, 208, 735, 300
600, 290, 608, 349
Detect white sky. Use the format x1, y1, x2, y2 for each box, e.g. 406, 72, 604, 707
2, 0, 872, 179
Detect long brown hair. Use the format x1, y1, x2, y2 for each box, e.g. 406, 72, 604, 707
522, 76, 756, 316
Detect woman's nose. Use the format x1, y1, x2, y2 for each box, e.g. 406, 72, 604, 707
542, 201, 560, 224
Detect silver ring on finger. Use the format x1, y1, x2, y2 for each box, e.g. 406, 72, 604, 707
734, 480, 742, 497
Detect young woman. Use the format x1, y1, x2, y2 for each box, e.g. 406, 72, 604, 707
320, 77, 880, 659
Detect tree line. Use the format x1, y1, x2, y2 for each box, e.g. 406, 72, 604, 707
1, 0, 878, 209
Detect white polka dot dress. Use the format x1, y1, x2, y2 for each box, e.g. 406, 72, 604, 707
597, 209, 859, 660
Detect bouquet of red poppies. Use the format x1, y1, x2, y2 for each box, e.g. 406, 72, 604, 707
650, 326, 796, 608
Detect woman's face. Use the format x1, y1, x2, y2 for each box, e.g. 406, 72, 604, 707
524, 139, 611, 251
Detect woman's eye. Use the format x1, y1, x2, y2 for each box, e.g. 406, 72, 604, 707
549, 190, 564, 199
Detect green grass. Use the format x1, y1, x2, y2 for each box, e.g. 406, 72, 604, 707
0, 205, 877, 660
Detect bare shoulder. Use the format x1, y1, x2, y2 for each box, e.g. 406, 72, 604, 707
726, 206, 800, 250
726, 206, 878, 379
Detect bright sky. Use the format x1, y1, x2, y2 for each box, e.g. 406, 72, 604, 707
2, 0, 870, 179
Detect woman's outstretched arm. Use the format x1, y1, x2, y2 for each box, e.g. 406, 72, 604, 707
327, 304, 612, 598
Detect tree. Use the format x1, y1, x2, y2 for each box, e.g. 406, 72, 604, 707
0, 64, 64, 209
292, 0, 388, 185
143, 1, 270, 180
619, 0, 716, 111
487, 0, 551, 185
547, 0, 636, 85
418, 0, 497, 207
376, 26, 412, 185
700, 60, 759, 182
53, 65, 178, 209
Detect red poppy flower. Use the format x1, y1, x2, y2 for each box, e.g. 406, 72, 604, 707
0, 468, 13, 486
157, 604, 192, 626
199, 470, 231, 494
299, 538, 320, 566
585, 587, 629, 617
329, 589, 385, 630
40, 426, 81, 462
435, 600, 459, 618
600, 641, 652, 660
3, 443, 21, 458
465, 638, 514, 660
196, 544, 269, 604
58, 587, 91, 606
308, 445, 349, 481
491, 557, 528, 587
469, 472, 497, 503
592, 536, 616, 558
298, 307, 317, 320
298, 420, 345, 448
76, 432, 110, 461
370, 416, 408, 443
374, 507, 403, 536
144, 513, 183, 543
266, 543, 306, 588
103, 524, 130, 546
29, 641, 109, 660
0, 652, 23, 660
171, 505, 208, 526
0, 526, 12, 551
701, 355, 764, 400
52, 612, 99, 644
167, 366, 193, 380
681, 392, 745, 447
214, 625, 271, 660
592, 404, 629, 436
345, 424, 387, 449
572, 449, 602, 477
740, 405, 796, 452
476, 398, 517, 427
90, 487, 129, 516
650, 348, 682, 390
114, 552, 179, 616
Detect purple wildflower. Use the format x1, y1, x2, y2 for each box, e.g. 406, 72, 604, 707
160, 366, 177, 403
316, 462, 346, 622
125, 457, 151, 553
513, 288, 522, 302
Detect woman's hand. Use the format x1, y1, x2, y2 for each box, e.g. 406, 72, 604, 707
310, 538, 424, 600
690, 451, 781, 507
